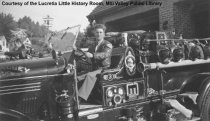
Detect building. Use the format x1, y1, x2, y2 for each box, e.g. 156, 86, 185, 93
0, 36, 9, 52
23, 38, 32, 47
87, 0, 210, 38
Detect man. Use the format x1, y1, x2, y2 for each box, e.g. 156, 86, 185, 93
78, 24, 113, 101
4, 38, 27, 59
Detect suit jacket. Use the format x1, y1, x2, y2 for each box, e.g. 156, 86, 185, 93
88, 39, 113, 69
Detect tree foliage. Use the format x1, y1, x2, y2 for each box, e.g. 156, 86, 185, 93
0, 12, 48, 42
17, 16, 48, 37
84, 24, 95, 37
0, 13, 18, 41
0, 12, 88, 49
78, 24, 97, 48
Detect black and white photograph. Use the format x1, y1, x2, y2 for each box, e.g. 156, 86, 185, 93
0, 0, 210, 121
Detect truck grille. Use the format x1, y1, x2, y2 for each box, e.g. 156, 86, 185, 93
17, 92, 40, 114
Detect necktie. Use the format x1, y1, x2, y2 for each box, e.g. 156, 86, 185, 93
95, 40, 103, 52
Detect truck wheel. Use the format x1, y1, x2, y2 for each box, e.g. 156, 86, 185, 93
199, 86, 210, 121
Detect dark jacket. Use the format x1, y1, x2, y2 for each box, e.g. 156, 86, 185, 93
88, 40, 113, 68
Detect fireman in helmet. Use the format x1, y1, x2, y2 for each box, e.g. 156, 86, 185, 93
77, 24, 113, 102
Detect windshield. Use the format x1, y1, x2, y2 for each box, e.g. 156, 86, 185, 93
47, 25, 81, 52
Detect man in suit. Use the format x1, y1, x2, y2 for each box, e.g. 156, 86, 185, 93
78, 24, 113, 101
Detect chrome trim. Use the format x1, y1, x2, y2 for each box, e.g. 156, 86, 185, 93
67, 107, 103, 118
79, 108, 103, 117
144, 59, 210, 70
0, 86, 40, 92
0, 82, 41, 89
148, 38, 210, 42
0, 89, 40, 95
0, 73, 70, 82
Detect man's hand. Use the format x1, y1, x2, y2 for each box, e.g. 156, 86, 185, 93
85, 52, 93, 58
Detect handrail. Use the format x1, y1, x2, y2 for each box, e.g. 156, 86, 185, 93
139, 59, 210, 72
147, 38, 210, 42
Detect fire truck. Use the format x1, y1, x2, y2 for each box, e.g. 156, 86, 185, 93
0, 29, 210, 121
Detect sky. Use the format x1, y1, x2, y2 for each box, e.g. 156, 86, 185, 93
0, 0, 102, 31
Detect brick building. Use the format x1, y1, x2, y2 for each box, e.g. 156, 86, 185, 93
87, 0, 210, 38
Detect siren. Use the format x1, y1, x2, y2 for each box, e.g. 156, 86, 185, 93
137, 62, 152, 73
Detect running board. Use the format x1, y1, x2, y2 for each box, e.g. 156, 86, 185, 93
187, 117, 200, 121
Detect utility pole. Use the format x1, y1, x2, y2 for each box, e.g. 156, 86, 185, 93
43, 15, 53, 44
43, 15, 53, 31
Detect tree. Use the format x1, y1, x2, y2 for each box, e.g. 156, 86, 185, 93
75, 31, 86, 48
17, 16, 48, 38
84, 24, 95, 37
17, 16, 34, 37
0, 13, 17, 41
40, 25, 48, 37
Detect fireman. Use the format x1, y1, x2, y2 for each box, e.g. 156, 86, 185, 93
77, 24, 113, 102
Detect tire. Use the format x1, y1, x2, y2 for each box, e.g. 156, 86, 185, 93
199, 85, 210, 121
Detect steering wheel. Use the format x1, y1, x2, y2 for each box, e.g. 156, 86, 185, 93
74, 48, 92, 64
74, 48, 92, 75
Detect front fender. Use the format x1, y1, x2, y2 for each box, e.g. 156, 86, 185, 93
180, 73, 210, 94
0, 108, 32, 121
